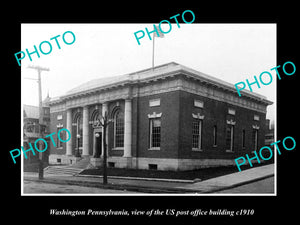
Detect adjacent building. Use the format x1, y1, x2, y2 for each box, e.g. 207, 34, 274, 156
23, 94, 51, 164
48, 62, 273, 171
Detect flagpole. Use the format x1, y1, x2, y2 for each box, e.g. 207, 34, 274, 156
152, 34, 155, 70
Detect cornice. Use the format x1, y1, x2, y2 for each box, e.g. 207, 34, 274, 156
49, 63, 273, 111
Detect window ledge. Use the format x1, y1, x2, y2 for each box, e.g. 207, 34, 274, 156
192, 148, 203, 151
148, 147, 160, 151
226, 150, 234, 153
112, 147, 124, 151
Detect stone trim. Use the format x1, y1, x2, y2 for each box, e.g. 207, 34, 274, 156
148, 112, 162, 118
90, 156, 237, 171
56, 123, 63, 128
192, 113, 204, 120
226, 119, 236, 125
49, 77, 269, 114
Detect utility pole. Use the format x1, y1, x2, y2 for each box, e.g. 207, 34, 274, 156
27, 65, 50, 179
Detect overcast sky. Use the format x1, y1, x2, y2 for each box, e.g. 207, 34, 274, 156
21, 23, 276, 121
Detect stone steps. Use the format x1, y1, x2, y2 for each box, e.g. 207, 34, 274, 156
44, 166, 83, 176
44, 157, 92, 176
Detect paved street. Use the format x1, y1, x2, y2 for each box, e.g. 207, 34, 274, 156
216, 177, 274, 193
23, 164, 274, 194
23, 180, 138, 194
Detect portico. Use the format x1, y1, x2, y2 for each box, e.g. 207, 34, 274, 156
59, 98, 133, 165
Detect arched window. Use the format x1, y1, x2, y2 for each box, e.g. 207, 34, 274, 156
91, 110, 101, 128
114, 110, 124, 148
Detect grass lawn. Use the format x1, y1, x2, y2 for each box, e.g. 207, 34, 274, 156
79, 162, 273, 181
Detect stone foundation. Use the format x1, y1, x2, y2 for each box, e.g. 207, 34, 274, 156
49, 154, 81, 165
91, 156, 237, 171
49, 155, 258, 171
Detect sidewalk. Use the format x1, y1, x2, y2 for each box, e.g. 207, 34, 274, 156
175, 163, 274, 193
23, 164, 274, 194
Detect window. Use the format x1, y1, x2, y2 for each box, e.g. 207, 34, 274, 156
108, 162, 115, 168
192, 118, 203, 150
149, 98, 160, 107
76, 116, 83, 148
225, 124, 234, 151
114, 111, 124, 148
149, 118, 161, 149
213, 125, 217, 146
194, 99, 204, 108
254, 115, 260, 121
252, 129, 258, 151
148, 164, 158, 170
57, 128, 63, 148
91, 110, 101, 128
242, 129, 246, 148
25, 123, 34, 133
242, 129, 246, 149
44, 108, 50, 115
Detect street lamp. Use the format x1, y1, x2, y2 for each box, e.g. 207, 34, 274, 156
76, 134, 81, 157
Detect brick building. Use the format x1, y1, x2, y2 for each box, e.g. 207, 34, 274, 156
48, 62, 273, 171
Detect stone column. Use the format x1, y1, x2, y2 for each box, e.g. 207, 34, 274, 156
66, 108, 73, 156
82, 105, 89, 156
101, 102, 108, 157
123, 99, 132, 157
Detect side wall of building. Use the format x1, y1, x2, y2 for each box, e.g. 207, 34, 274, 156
178, 90, 266, 162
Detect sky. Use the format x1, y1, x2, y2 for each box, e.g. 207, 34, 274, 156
21, 23, 276, 121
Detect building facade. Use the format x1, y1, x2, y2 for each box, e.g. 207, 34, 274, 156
48, 62, 273, 171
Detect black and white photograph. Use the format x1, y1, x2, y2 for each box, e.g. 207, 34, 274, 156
21, 23, 276, 195
4, 4, 298, 224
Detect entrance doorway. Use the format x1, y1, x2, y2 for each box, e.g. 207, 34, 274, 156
93, 131, 102, 158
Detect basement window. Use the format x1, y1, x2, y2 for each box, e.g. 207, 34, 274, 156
108, 162, 115, 168
148, 164, 158, 170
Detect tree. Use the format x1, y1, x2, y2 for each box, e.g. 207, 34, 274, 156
98, 111, 113, 185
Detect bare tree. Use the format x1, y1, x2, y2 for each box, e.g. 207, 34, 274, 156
98, 111, 113, 184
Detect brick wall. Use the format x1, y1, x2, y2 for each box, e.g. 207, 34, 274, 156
178, 91, 266, 159
136, 91, 180, 159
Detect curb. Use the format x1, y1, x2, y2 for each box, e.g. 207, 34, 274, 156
23, 177, 195, 193
75, 174, 195, 183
